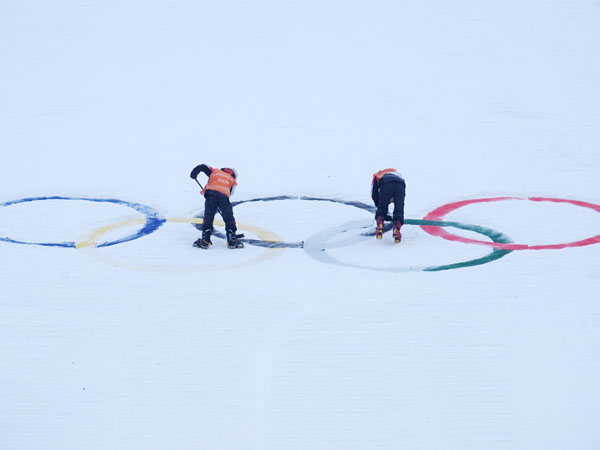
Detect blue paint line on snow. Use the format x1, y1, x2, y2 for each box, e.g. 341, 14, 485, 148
0, 196, 166, 248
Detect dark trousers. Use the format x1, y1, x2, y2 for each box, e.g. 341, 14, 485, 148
202, 191, 237, 232
376, 180, 406, 223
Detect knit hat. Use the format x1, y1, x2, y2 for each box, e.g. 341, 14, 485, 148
221, 168, 237, 179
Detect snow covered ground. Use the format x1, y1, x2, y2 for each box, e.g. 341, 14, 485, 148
1, 1, 599, 449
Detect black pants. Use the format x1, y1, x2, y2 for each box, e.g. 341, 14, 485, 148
202, 191, 237, 232
376, 180, 406, 223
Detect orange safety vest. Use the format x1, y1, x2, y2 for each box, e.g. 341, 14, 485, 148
202, 168, 237, 198
373, 168, 398, 182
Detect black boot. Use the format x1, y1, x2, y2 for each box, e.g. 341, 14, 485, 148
226, 230, 244, 249
193, 229, 212, 249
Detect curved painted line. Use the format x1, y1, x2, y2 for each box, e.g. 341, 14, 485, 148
1, 196, 165, 248
304, 218, 513, 272
422, 197, 600, 250
194, 196, 375, 249
76, 217, 286, 272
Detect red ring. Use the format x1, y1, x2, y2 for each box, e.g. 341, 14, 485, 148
421, 197, 600, 250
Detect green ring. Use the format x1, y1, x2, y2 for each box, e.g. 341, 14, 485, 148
303, 218, 514, 272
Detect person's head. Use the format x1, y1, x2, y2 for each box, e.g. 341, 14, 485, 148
221, 167, 237, 179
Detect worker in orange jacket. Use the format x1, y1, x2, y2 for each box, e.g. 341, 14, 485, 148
371, 168, 406, 243
190, 164, 243, 249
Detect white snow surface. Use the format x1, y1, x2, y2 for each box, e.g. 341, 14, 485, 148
1, 1, 600, 449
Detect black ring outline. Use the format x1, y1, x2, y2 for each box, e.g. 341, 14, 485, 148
193, 196, 386, 248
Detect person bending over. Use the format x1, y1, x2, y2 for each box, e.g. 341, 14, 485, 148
190, 164, 243, 249
371, 168, 406, 243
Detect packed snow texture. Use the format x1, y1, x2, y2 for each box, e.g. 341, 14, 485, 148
1, 1, 599, 449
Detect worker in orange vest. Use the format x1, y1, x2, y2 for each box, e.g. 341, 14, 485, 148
371, 168, 406, 243
190, 164, 243, 249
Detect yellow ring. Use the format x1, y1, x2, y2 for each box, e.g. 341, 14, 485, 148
75, 217, 286, 272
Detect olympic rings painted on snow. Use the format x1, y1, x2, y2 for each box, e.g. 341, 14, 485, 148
2, 194, 599, 272
76, 217, 286, 272
304, 218, 513, 272
0, 196, 165, 248
422, 197, 600, 250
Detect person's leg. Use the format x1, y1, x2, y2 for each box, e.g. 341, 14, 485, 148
391, 181, 406, 224
202, 192, 220, 232
217, 196, 243, 248
375, 182, 394, 239
194, 193, 220, 247
375, 182, 394, 220
391, 181, 406, 243
217, 197, 237, 233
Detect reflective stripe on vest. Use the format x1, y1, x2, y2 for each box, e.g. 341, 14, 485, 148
204, 168, 237, 198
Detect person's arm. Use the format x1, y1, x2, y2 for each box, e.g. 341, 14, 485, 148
371, 176, 380, 207
190, 164, 212, 179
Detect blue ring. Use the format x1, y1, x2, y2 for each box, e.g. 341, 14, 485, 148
0, 196, 166, 248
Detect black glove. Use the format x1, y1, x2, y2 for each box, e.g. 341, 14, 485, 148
190, 166, 201, 179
